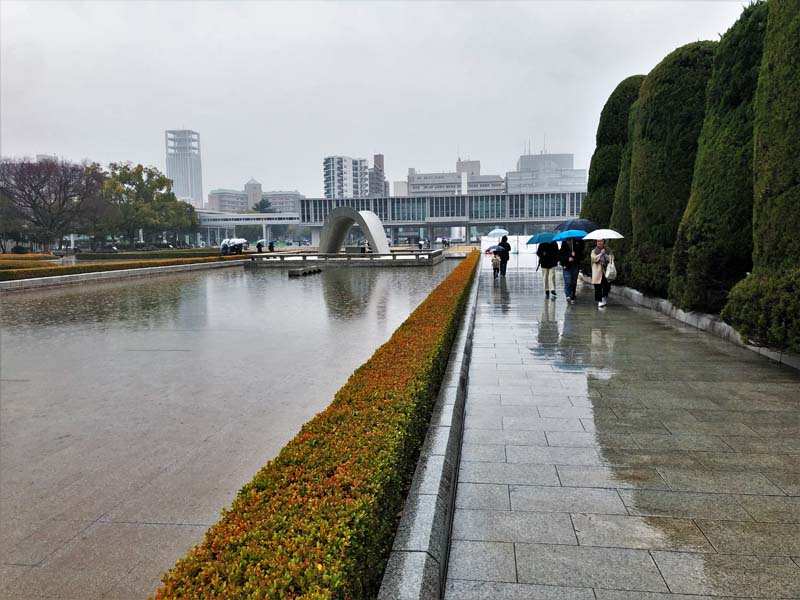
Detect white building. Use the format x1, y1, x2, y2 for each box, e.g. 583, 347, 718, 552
323, 155, 369, 199
165, 130, 204, 208
406, 159, 505, 196
505, 153, 587, 194
207, 179, 305, 213
393, 181, 409, 196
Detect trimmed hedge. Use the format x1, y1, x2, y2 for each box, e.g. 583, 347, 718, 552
0, 260, 52, 270
582, 75, 645, 228
669, 2, 768, 312
627, 41, 716, 297
154, 252, 479, 599
0, 255, 250, 281
751, 0, 800, 272
0, 253, 55, 260
722, 268, 800, 353
76, 249, 233, 260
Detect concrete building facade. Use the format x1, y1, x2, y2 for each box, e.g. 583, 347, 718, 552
207, 180, 305, 213
165, 130, 204, 208
323, 155, 369, 199
407, 160, 505, 196
505, 153, 587, 194
368, 154, 389, 197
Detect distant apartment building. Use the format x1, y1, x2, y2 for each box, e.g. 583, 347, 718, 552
165, 130, 204, 208
207, 179, 304, 213
323, 155, 369, 199
393, 181, 409, 196
407, 159, 505, 196
505, 153, 587, 194
368, 154, 390, 197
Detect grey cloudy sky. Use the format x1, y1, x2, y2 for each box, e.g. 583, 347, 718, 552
2, 1, 744, 198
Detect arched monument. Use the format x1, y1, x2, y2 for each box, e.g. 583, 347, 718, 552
318, 207, 391, 254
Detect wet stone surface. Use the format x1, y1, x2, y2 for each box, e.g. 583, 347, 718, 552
446, 255, 800, 599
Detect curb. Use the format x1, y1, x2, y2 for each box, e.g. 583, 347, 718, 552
378, 262, 481, 600
0, 260, 245, 292
611, 285, 800, 372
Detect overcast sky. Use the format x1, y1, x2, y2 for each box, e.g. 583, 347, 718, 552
2, 1, 745, 198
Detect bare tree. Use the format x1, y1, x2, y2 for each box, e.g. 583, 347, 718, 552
0, 158, 105, 250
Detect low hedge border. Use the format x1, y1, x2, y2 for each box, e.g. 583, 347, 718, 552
76, 249, 239, 260
154, 251, 480, 599
0, 253, 55, 260
0, 255, 251, 281
0, 260, 52, 270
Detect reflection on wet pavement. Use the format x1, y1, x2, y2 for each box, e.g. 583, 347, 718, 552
0, 262, 456, 599
447, 255, 800, 599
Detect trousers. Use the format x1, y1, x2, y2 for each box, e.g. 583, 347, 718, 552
563, 267, 579, 299
541, 267, 556, 292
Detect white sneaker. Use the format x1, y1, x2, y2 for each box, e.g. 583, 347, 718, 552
599, 298, 607, 307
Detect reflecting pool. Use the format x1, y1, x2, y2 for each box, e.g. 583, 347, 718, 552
0, 262, 456, 598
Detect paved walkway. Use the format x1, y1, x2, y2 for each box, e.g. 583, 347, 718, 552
445, 257, 800, 599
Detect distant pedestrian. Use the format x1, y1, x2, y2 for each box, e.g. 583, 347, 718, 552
591, 239, 613, 308
497, 235, 512, 277
256, 241, 264, 253
491, 251, 501, 278
268, 241, 275, 252
559, 238, 583, 303
536, 240, 559, 300
418, 240, 424, 250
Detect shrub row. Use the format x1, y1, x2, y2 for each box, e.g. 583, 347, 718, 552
0, 255, 250, 281
154, 251, 479, 600
0, 253, 55, 260
76, 249, 232, 260
0, 260, 52, 270
721, 268, 800, 353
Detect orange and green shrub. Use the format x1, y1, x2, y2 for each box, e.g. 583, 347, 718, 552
0, 253, 55, 261
0, 260, 52, 270
154, 251, 479, 600
0, 255, 250, 281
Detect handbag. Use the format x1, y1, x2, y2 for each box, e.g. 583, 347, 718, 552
605, 255, 617, 281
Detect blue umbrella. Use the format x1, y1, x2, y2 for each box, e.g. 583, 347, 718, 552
553, 218, 598, 233
552, 229, 588, 241
527, 232, 555, 245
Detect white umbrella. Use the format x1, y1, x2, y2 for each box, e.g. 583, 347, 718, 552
583, 228, 624, 240
487, 228, 509, 237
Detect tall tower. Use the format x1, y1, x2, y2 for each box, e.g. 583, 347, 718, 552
165, 130, 203, 208
323, 155, 368, 199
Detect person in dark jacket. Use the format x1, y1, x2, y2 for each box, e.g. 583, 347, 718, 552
536, 241, 559, 300
497, 235, 512, 277
559, 239, 584, 303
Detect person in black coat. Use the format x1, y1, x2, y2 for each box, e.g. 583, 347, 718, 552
497, 235, 512, 277
536, 241, 559, 300
559, 239, 584, 303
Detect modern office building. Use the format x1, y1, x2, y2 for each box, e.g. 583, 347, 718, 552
407, 159, 505, 196
207, 180, 305, 213
393, 181, 409, 196
505, 153, 587, 194
323, 155, 369, 199
368, 154, 389, 197
165, 130, 204, 208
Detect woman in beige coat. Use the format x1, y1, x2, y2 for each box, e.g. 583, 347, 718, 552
591, 239, 613, 308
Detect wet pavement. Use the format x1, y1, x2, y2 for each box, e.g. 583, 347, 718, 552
0, 263, 457, 599
446, 255, 800, 599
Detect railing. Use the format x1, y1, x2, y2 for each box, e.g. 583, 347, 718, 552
248, 249, 444, 264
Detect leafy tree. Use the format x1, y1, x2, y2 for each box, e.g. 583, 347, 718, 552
0, 192, 28, 253
669, 2, 768, 312
0, 158, 104, 249
627, 41, 717, 296
252, 198, 274, 213
581, 75, 644, 228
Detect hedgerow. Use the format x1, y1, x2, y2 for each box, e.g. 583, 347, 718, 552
154, 251, 479, 600
0, 253, 54, 260
627, 41, 716, 297
582, 75, 644, 228
722, 268, 800, 353
0, 255, 250, 281
0, 260, 52, 270
76, 249, 235, 260
669, 2, 768, 313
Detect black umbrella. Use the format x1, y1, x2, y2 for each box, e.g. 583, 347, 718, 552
553, 218, 599, 233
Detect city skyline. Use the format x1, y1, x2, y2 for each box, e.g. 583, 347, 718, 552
2, 1, 744, 197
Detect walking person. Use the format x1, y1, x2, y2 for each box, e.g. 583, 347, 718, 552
497, 235, 512, 277
559, 238, 583, 303
536, 240, 559, 300
491, 251, 501, 278
591, 239, 613, 308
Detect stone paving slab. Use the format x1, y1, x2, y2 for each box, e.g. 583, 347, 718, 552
445, 259, 800, 598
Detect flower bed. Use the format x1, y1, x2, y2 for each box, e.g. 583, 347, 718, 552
0, 255, 250, 281
154, 251, 479, 600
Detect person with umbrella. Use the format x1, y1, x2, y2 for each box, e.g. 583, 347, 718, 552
585, 229, 622, 308
558, 232, 585, 304
496, 235, 512, 277
533, 234, 559, 300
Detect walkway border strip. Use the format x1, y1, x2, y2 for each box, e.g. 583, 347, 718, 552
0, 260, 245, 292
612, 285, 800, 371
378, 263, 481, 599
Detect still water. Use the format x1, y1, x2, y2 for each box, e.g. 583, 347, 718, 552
0, 262, 456, 598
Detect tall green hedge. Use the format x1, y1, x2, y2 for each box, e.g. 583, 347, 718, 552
627, 41, 717, 296
607, 101, 639, 285
669, 2, 768, 312
582, 75, 645, 228
723, 0, 800, 353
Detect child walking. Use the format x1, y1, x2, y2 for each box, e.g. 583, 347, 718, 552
491, 251, 501, 278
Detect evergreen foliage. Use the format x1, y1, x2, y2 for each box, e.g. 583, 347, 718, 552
627, 41, 716, 297
669, 2, 768, 312
607, 102, 639, 284
581, 76, 644, 228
